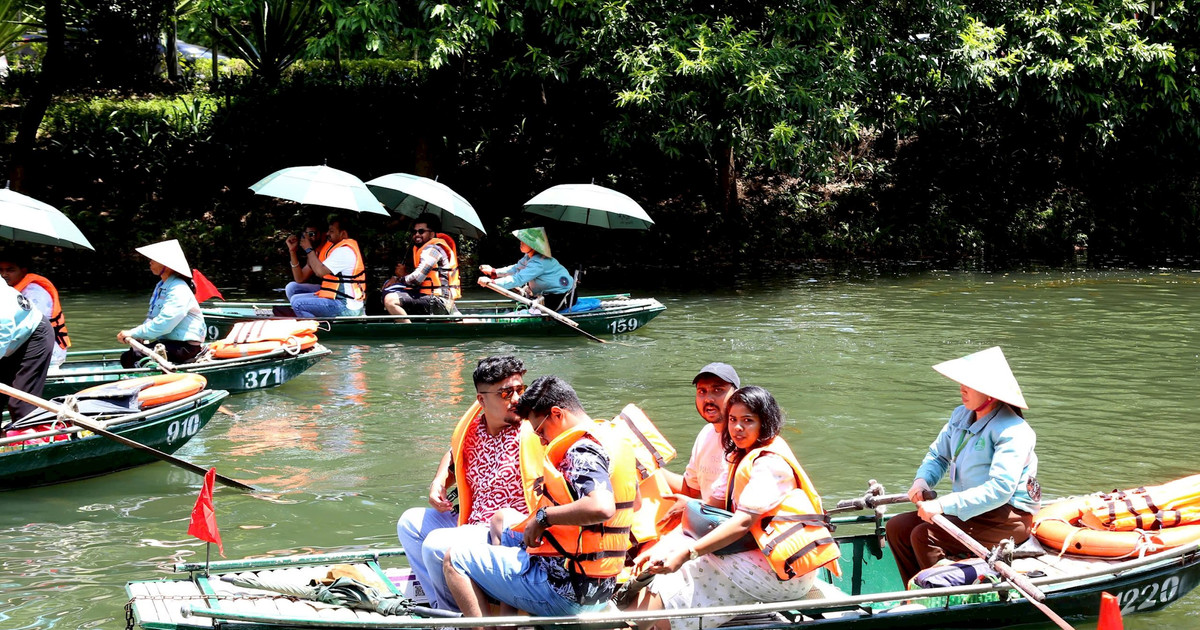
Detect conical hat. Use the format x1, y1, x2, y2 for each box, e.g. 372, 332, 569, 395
135, 239, 193, 278
512, 227, 552, 258
932, 346, 1028, 409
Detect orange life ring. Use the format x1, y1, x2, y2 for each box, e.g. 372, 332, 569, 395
208, 320, 320, 359
208, 333, 318, 358
79, 373, 208, 409
1033, 496, 1200, 558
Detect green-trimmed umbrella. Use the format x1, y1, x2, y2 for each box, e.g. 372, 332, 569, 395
250, 166, 388, 216
0, 188, 94, 250
523, 183, 653, 230
365, 173, 486, 239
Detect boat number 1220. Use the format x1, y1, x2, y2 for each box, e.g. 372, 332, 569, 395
244, 367, 284, 389
166, 413, 203, 444
607, 318, 641, 334
1118, 576, 1180, 614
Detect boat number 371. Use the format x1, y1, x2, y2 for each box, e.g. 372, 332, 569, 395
1118, 576, 1181, 614
607, 318, 641, 334
244, 367, 285, 389
166, 413, 203, 444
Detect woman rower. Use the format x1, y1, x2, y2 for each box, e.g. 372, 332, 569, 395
117, 240, 207, 369
477, 227, 576, 309
628, 386, 837, 630
885, 346, 1040, 586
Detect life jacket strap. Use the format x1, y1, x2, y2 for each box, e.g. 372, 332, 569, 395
619, 411, 667, 468
780, 536, 837, 580
759, 515, 835, 558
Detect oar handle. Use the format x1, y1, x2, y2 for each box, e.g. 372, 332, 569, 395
930, 514, 1056, 605
124, 337, 177, 373
0, 382, 257, 492
484, 282, 608, 344
831, 490, 935, 513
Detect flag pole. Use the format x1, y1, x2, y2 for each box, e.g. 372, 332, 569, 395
205, 541, 211, 576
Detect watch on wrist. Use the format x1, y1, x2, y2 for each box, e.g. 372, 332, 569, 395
303, 247, 314, 255
536, 507, 550, 528
687, 547, 699, 561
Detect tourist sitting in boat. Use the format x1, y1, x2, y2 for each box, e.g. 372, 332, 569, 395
117, 239, 207, 369
885, 346, 1040, 586
660, 362, 741, 506
384, 213, 460, 319
0, 252, 70, 367
396, 355, 535, 611
283, 221, 332, 300
443, 375, 638, 620
288, 215, 366, 318
628, 385, 837, 630
477, 227, 576, 309
0, 281, 54, 423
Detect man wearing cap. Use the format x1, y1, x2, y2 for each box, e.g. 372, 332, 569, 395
660, 362, 741, 505
117, 240, 207, 369
885, 347, 1040, 585
384, 213, 459, 319
478, 227, 576, 309
0, 282, 55, 422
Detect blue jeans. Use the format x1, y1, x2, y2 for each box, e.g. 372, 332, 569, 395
289, 293, 359, 318
285, 282, 320, 300
448, 529, 607, 617
396, 508, 489, 610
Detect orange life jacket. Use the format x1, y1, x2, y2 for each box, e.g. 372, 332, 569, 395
1080, 474, 1200, 532
412, 234, 461, 300
13, 273, 70, 350
316, 238, 366, 302
208, 319, 320, 358
448, 400, 543, 526
727, 437, 841, 580
517, 422, 638, 578
602, 404, 677, 543
78, 373, 207, 409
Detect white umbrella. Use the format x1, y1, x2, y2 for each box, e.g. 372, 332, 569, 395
250, 165, 388, 216
523, 184, 653, 230
0, 188, 94, 250
365, 173, 486, 238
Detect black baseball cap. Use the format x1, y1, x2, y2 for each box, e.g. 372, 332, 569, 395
692, 362, 741, 388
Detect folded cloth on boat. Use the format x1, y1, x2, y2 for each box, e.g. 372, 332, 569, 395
912, 558, 998, 589
6, 397, 140, 431
681, 500, 759, 556
313, 564, 391, 592
561, 298, 601, 314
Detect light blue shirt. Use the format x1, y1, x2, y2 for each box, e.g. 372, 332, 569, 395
494, 254, 575, 295
915, 404, 1040, 520
0, 283, 43, 357
128, 275, 207, 342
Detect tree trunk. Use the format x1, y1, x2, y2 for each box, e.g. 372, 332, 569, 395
717, 140, 739, 214
8, 0, 63, 192
166, 9, 179, 82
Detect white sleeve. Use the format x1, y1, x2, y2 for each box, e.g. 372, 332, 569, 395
736, 454, 804, 514
21, 285, 53, 319
323, 247, 354, 276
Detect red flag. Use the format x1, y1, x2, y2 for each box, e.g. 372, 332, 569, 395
1098, 592, 1124, 630
191, 269, 225, 303
187, 468, 225, 557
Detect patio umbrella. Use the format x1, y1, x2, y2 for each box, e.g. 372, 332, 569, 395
523, 183, 653, 230
250, 165, 388, 216
365, 173, 486, 239
0, 188, 94, 250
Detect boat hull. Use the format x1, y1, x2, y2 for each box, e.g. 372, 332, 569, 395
0, 390, 229, 489
44, 345, 331, 398
200, 295, 666, 340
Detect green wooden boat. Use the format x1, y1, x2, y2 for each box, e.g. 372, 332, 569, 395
43, 344, 332, 398
124, 510, 1200, 629
0, 389, 229, 489
200, 294, 666, 341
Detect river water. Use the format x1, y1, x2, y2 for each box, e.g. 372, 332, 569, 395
3, 268, 1200, 629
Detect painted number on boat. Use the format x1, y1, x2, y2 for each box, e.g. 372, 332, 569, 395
243, 367, 284, 389
166, 413, 203, 444
607, 318, 641, 334
1118, 576, 1181, 614
206, 325, 221, 340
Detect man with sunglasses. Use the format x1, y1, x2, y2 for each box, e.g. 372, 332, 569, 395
283, 222, 332, 300
397, 355, 536, 610
384, 213, 460, 319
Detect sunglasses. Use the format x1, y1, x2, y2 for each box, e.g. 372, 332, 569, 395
479, 384, 526, 400
304, 231, 319, 237
413, 228, 433, 235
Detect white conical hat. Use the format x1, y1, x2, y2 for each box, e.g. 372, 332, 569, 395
135, 239, 193, 278
932, 346, 1028, 409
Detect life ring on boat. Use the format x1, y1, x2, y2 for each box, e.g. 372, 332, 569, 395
208, 320, 320, 358
1033, 496, 1200, 558
78, 373, 207, 409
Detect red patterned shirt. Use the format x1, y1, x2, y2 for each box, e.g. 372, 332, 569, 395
462, 416, 527, 525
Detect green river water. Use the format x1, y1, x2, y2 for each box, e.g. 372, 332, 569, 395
3, 268, 1200, 629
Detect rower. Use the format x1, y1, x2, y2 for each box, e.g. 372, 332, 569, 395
117, 239, 207, 369
0, 253, 70, 367
0, 281, 54, 423
477, 227, 576, 310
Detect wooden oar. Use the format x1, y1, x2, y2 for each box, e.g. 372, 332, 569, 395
483, 282, 608, 344
124, 337, 176, 373
930, 514, 1075, 629
0, 383, 257, 492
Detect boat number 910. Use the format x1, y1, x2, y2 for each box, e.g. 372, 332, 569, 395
166, 413, 203, 444
244, 367, 284, 389
607, 318, 641, 334
1118, 576, 1181, 614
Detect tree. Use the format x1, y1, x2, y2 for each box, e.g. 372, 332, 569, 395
202, 0, 329, 84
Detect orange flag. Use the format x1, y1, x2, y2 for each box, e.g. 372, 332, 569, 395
187, 468, 225, 557
191, 269, 225, 303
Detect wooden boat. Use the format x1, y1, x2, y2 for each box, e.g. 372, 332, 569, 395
0, 387, 229, 489
43, 343, 331, 398
200, 293, 666, 340
124, 508, 1200, 629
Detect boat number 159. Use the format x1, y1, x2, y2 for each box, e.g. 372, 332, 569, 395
607, 318, 641, 334
166, 413, 203, 444
1118, 576, 1181, 614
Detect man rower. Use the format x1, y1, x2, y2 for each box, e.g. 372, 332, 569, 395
0, 254, 70, 367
